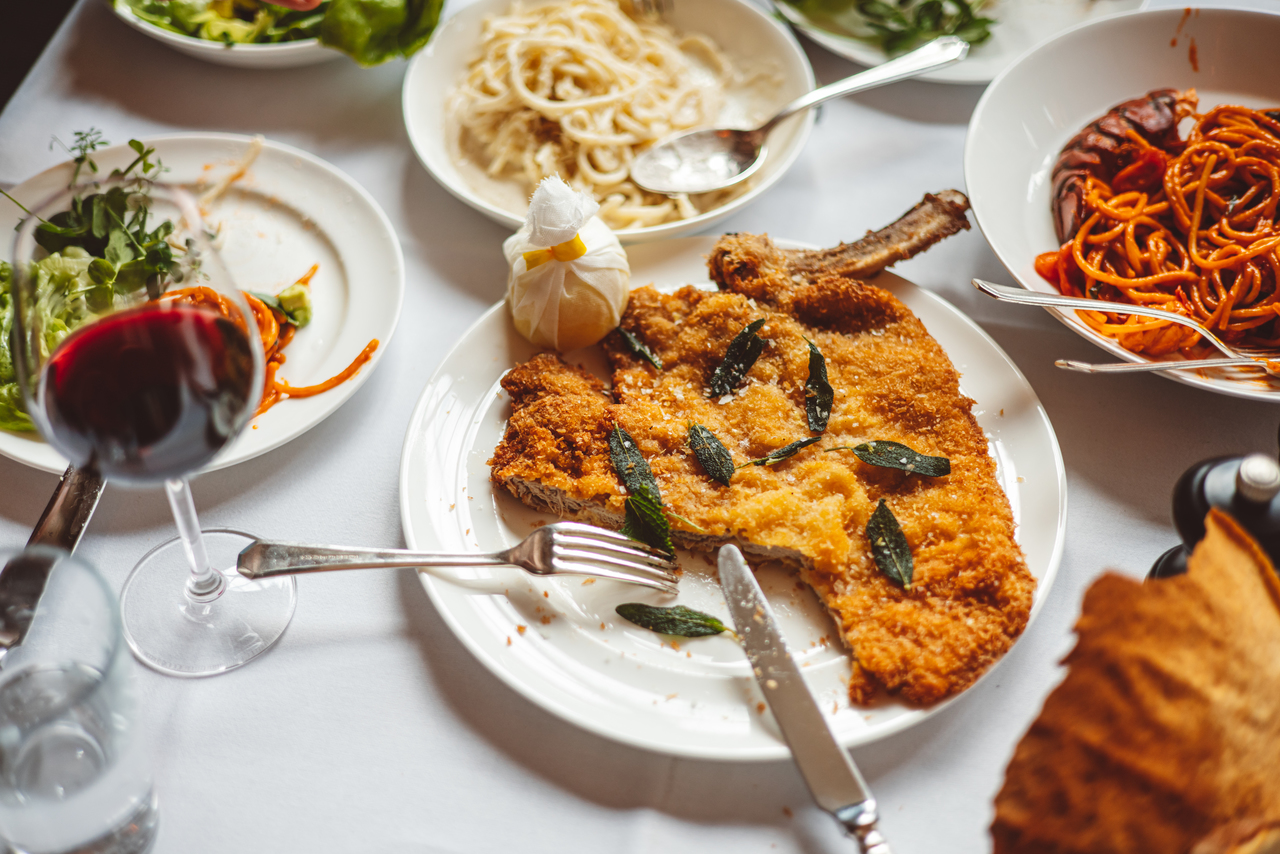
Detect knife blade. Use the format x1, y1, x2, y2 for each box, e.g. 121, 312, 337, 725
718, 545, 890, 854
0, 465, 105, 657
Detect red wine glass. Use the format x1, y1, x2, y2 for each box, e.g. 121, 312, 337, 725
9, 178, 296, 676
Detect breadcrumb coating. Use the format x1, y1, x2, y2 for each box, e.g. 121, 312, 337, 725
491, 224, 1034, 706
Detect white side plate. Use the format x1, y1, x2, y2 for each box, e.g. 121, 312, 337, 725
0, 134, 404, 474
398, 236, 1066, 761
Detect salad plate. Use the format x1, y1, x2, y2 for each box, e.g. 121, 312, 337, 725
111, 2, 339, 68
775, 0, 1147, 85
398, 236, 1066, 761
0, 133, 404, 475
966, 7, 1280, 402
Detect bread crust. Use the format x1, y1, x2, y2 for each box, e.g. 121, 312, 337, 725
992, 509, 1280, 853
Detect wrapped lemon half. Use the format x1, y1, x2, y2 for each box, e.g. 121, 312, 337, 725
503, 176, 630, 352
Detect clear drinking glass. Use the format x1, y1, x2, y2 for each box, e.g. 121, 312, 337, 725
9, 177, 296, 677
0, 547, 157, 854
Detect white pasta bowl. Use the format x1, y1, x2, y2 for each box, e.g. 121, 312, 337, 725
402, 0, 816, 243
112, 2, 340, 68
965, 6, 1280, 402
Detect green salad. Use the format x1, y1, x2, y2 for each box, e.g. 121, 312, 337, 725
1, 130, 317, 435
121, 0, 330, 45
779, 0, 995, 55
116, 0, 444, 66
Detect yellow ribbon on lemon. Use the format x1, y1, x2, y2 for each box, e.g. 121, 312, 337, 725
522, 233, 588, 270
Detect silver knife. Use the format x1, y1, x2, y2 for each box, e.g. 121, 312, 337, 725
0, 465, 105, 656
718, 545, 890, 854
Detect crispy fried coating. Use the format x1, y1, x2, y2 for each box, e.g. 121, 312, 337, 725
992, 510, 1280, 854
490, 196, 1034, 706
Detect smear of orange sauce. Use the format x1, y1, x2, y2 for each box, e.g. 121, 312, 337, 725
294, 263, 320, 288
276, 339, 380, 398
1172, 5, 1192, 46
1189, 37, 1199, 72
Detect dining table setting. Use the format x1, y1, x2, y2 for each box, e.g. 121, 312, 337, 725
1, 0, 1279, 851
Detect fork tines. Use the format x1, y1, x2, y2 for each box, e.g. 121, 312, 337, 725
546, 522, 679, 593
626, 0, 670, 21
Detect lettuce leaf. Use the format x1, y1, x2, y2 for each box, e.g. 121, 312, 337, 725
0, 263, 14, 384
319, 0, 442, 66
0, 384, 33, 433
0, 252, 99, 433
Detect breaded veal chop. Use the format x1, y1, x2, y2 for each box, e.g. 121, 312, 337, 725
490, 191, 1036, 705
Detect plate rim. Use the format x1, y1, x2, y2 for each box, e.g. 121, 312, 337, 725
0, 131, 406, 475
964, 5, 1280, 404
397, 235, 1067, 761
399, 0, 818, 244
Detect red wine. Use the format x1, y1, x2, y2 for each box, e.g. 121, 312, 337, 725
41, 305, 256, 482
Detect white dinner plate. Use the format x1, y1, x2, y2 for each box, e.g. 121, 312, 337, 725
402, 0, 815, 244
398, 236, 1066, 761
0, 134, 404, 475
776, 0, 1146, 85
965, 7, 1280, 402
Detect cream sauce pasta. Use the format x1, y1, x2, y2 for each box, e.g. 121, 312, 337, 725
447, 0, 743, 230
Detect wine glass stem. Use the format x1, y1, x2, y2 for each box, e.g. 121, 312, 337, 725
164, 478, 225, 601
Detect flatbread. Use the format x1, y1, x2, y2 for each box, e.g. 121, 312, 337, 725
992, 509, 1280, 853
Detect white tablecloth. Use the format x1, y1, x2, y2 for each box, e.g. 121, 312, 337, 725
0, 2, 1274, 851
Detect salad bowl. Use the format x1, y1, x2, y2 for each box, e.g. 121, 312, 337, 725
111, 1, 340, 68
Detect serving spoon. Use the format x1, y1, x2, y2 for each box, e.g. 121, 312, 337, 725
630, 36, 969, 195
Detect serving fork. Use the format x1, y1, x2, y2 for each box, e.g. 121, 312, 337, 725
237, 521, 679, 594
972, 278, 1280, 377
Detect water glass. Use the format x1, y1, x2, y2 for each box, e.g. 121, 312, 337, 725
0, 547, 157, 854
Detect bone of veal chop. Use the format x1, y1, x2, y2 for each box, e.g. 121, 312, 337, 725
489, 191, 1035, 705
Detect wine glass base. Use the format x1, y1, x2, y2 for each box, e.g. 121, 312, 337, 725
120, 529, 296, 677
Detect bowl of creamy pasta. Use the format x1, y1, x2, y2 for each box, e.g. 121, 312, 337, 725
402, 0, 815, 242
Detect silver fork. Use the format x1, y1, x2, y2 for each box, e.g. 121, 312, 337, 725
971, 278, 1255, 358
237, 521, 679, 594
627, 0, 670, 21
1055, 355, 1280, 377
972, 278, 1280, 374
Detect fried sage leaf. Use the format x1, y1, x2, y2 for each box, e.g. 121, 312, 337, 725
616, 603, 728, 638
708, 318, 766, 398
621, 488, 674, 556
804, 337, 834, 433
837, 440, 950, 477
867, 498, 912, 589
609, 425, 673, 554
739, 436, 822, 468
687, 422, 734, 486
619, 327, 663, 370
609, 424, 659, 497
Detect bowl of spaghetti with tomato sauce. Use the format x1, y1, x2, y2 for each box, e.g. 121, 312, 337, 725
1036, 90, 1280, 358
965, 6, 1280, 401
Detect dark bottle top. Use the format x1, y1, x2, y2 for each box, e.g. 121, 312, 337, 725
1150, 453, 1280, 579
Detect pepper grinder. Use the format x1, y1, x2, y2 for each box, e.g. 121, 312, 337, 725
1149, 438, 1280, 579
